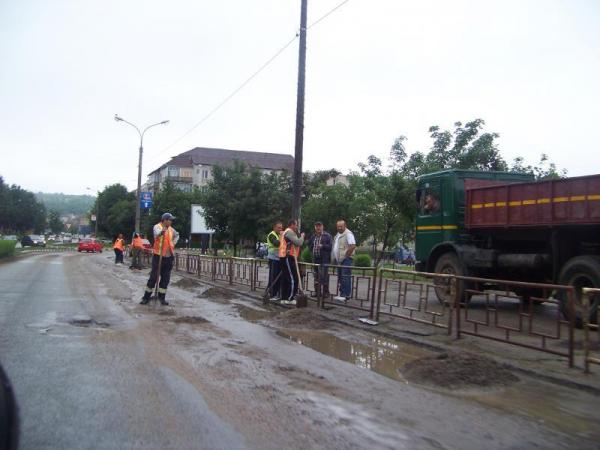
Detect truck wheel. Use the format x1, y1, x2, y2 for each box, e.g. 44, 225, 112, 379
558, 255, 600, 327
433, 252, 466, 306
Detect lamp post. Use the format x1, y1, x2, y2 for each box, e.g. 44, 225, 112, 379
114, 115, 169, 234
86, 187, 99, 237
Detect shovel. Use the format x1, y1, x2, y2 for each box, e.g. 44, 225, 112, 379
293, 254, 308, 308
152, 234, 165, 304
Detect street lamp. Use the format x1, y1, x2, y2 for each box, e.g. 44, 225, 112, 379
86, 187, 99, 237
114, 114, 169, 234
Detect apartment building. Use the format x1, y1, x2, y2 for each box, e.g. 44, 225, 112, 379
145, 147, 295, 192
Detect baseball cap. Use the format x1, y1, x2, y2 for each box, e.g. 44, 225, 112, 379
314, 221, 323, 225
161, 213, 176, 221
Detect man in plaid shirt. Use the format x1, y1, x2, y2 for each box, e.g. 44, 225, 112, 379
307, 221, 333, 298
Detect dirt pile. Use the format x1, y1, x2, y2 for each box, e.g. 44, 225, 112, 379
402, 352, 519, 389
172, 277, 204, 290
270, 309, 332, 329
198, 287, 238, 301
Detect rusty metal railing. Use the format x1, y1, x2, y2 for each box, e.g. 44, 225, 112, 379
454, 275, 575, 367
375, 268, 454, 332
582, 287, 600, 373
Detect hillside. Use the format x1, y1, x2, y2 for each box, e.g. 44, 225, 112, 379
36, 192, 95, 215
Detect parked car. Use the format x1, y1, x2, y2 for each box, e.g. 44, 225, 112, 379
77, 238, 103, 253
21, 235, 46, 247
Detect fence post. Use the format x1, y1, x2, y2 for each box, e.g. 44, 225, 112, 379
212, 257, 216, 281
175, 254, 179, 271
568, 288, 575, 368
453, 277, 461, 339
448, 276, 456, 336
229, 257, 234, 285
373, 267, 384, 321
583, 289, 590, 373
369, 266, 378, 320
250, 259, 256, 291
197, 255, 201, 279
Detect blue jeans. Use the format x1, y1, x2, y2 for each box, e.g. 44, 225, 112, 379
338, 258, 353, 298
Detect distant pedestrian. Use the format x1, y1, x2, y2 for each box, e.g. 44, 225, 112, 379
332, 219, 356, 302
140, 213, 180, 306
113, 233, 125, 265
278, 219, 304, 305
307, 221, 332, 298
266, 221, 283, 301
129, 232, 144, 270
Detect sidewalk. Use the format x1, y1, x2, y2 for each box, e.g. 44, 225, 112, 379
173, 267, 600, 394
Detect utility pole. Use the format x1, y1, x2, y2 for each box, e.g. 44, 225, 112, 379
292, 0, 308, 225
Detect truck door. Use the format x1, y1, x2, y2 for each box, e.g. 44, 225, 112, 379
415, 181, 444, 267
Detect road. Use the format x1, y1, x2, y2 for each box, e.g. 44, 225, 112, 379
0, 252, 597, 449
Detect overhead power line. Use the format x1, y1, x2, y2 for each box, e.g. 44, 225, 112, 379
148, 0, 353, 166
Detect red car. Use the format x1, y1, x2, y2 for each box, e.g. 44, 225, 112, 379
77, 238, 103, 253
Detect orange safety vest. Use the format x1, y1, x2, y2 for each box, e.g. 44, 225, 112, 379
278, 228, 300, 258
113, 238, 124, 251
153, 223, 175, 256
132, 236, 144, 249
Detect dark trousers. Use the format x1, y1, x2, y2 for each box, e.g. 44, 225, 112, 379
280, 256, 299, 301
268, 258, 281, 298
143, 255, 174, 299
114, 249, 123, 264
313, 256, 330, 297
130, 248, 142, 269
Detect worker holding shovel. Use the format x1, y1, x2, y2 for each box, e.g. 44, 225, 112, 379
140, 213, 179, 305
278, 219, 304, 306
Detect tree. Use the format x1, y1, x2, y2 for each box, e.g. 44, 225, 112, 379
0, 176, 46, 234
47, 210, 63, 233
92, 184, 135, 239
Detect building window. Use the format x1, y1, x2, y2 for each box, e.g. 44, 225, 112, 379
196, 169, 200, 174
167, 166, 179, 178
202, 170, 209, 179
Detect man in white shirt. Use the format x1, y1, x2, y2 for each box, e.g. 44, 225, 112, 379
332, 219, 356, 301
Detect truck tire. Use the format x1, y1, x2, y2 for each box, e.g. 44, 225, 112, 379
433, 252, 466, 306
558, 255, 600, 327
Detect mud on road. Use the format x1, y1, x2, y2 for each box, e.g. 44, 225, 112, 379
82, 253, 600, 449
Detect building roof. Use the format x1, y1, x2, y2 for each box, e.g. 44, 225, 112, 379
149, 147, 294, 175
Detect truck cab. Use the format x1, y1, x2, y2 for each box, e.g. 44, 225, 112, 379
415, 169, 533, 274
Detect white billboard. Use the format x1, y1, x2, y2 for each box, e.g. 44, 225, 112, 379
191, 204, 215, 234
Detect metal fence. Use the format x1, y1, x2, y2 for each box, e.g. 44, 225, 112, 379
582, 288, 600, 373
121, 251, 596, 371
454, 276, 576, 367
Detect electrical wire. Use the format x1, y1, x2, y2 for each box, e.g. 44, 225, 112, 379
148, 0, 353, 166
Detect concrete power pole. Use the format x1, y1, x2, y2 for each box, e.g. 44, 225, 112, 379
292, 0, 308, 226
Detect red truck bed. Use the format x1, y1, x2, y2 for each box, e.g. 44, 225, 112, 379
465, 174, 600, 228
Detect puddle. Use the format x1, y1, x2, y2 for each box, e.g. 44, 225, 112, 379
469, 380, 600, 438
276, 328, 433, 382
173, 316, 210, 324
235, 304, 277, 322
68, 317, 110, 328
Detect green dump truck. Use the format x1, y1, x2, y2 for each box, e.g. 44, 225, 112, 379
415, 169, 600, 321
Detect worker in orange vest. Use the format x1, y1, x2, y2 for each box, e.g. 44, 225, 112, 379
113, 233, 125, 265
141, 213, 180, 305
129, 232, 144, 270
278, 219, 304, 305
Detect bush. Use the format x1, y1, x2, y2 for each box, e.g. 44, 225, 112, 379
300, 247, 313, 263
354, 253, 372, 267
0, 240, 16, 259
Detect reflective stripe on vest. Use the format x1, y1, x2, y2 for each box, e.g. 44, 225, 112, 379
278, 228, 300, 258
153, 224, 175, 256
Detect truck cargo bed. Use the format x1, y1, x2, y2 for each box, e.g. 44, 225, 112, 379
465, 174, 600, 228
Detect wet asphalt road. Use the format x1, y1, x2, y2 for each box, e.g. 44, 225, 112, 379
0, 252, 597, 450
0, 253, 246, 449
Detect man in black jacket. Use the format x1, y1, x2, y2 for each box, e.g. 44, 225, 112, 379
307, 221, 332, 298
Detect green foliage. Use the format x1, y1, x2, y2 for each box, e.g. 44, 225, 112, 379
300, 247, 312, 263
150, 180, 203, 245
0, 176, 47, 233
47, 210, 63, 233
199, 161, 292, 255
353, 253, 372, 267
510, 153, 567, 180
0, 240, 16, 258
92, 184, 135, 239
36, 192, 95, 215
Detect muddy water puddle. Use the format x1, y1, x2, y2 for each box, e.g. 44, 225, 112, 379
235, 304, 278, 322
276, 328, 433, 381
468, 380, 600, 438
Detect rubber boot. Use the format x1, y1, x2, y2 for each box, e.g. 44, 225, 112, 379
158, 293, 169, 306
140, 291, 151, 305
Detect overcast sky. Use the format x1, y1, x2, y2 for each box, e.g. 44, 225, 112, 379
1, 0, 599, 195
